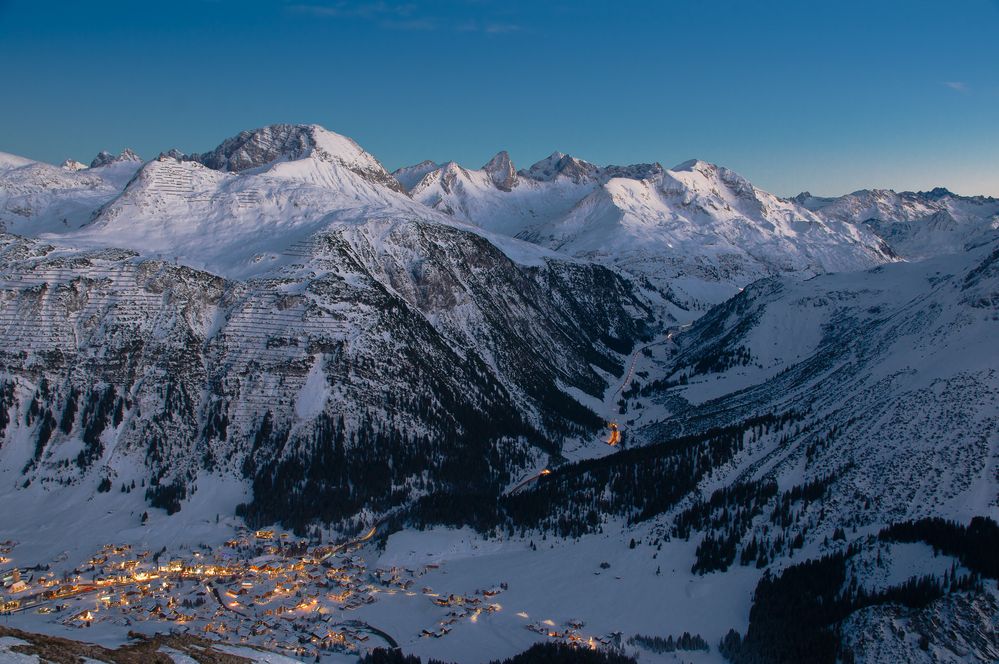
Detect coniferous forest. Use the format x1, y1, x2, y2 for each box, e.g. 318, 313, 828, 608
718, 516, 997, 664
361, 642, 638, 664
408, 411, 805, 537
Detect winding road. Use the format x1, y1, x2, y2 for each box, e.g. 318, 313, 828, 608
505, 469, 551, 496
604, 323, 689, 439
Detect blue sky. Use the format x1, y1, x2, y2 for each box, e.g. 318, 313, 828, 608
1, 0, 997, 196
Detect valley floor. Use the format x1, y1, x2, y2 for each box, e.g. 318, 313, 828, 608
0, 510, 756, 664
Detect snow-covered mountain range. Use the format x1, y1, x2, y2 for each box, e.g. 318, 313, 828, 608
0, 124, 996, 663
398, 149, 996, 314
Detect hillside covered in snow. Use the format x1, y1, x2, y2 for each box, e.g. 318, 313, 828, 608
0, 124, 996, 663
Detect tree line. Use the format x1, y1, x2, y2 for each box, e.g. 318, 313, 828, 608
361, 642, 637, 664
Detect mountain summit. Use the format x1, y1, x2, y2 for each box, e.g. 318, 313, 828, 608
90, 148, 141, 168
519, 151, 600, 183
190, 123, 404, 192
482, 150, 517, 191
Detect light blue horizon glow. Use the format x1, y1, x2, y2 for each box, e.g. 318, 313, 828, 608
1, 0, 997, 197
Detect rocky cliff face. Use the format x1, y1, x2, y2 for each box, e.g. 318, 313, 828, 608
482, 151, 517, 192
189, 124, 405, 192
89, 148, 142, 169
0, 219, 651, 530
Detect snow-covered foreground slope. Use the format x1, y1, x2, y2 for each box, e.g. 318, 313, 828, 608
0, 123, 656, 539
392, 238, 996, 662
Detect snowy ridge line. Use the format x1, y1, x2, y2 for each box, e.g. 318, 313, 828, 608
11, 121, 992, 303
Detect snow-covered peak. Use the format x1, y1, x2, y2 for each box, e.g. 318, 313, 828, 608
72, 146, 451, 277
0, 151, 37, 171
791, 191, 836, 208
405, 149, 896, 304
60, 159, 88, 172
64, 133, 561, 280
481, 151, 517, 191
797, 187, 999, 260
413, 160, 473, 196
90, 148, 141, 168
158, 148, 186, 161
519, 151, 599, 183
919, 186, 955, 200
0, 153, 131, 234
603, 162, 664, 181
517, 152, 662, 185
665, 159, 753, 194
522, 158, 899, 310
392, 159, 439, 192
309, 124, 397, 189
812, 187, 999, 226
803, 188, 937, 222
191, 124, 315, 171
670, 158, 709, 172
406, 155, 599, 238
668, 159, 757, 195
440, 160, 466, 177
191, 123, 403, 192
669, 158, 727, 174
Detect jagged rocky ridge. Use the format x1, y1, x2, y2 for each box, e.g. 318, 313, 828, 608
188, 123, 405, 192
796, 187, 999, 260
402, 153, 905, 312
